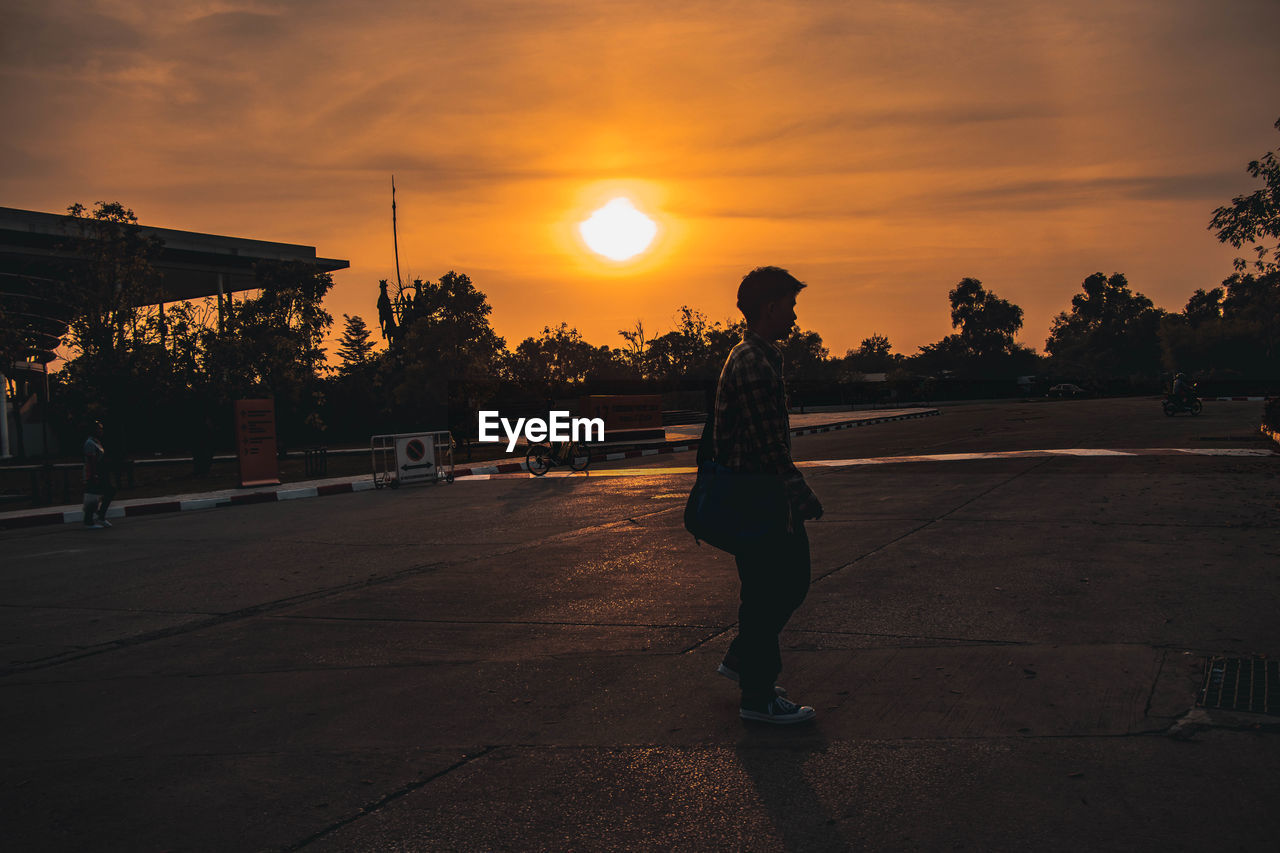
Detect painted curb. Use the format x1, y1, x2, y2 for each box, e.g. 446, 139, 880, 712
0, 409, 938, 530
789, 409, 940, 436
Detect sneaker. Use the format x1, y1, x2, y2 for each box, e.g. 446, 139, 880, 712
740, 695, 816, 725
96, 518, 112, 528
84, 522, 105, 530
716, 661, 787, 697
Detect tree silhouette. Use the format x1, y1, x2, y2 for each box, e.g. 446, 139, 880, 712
644, 306, 740, 385
1046, 272, 1163, 388
1160, 121, 1280, 386
511, 323, 598, 393
1183, 288, 1224, 327
389, 271, 505, 434
1209, 117, 1280, 274
912, 279, 1036, 379
844, 334, 899, 375
52, 202, 165, 452
1217, 272, 1279, 369
1160, 274, 1280, 381
62, 202, 163, 366
948, 277, 1024, 360
336, 314, 376, 373
781, 327, 830, 382
617, 320, 649, 379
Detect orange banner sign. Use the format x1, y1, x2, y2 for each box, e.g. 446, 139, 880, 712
235, 399, 280, 487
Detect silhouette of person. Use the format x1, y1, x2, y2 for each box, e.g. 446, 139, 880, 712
713, 266, 822, 725
82, 419, 115, 529
1172, 372, 1193, 405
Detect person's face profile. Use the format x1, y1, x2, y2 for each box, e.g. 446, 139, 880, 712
763, 295, 797, 340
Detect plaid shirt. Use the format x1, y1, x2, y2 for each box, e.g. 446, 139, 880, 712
83, 437, 105, 485
713, 330, 817, 511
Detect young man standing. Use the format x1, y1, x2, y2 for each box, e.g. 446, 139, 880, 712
82, 419, 115, 529
714, 266, 823, 724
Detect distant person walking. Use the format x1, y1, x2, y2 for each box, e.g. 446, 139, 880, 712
714, 266, 823, 724
82, 419, 115, 529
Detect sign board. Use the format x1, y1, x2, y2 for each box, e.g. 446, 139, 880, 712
579, 395, 665, 442
395, 433, 437, 485
235, 399, 280, 487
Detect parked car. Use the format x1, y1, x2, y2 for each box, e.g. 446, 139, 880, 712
1048, 383, 1086, 398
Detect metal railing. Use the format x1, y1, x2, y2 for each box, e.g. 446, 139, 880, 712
304, 447, 327, 478
3, 461, 136, 506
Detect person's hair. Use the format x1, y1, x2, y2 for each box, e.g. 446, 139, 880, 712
737, 266, 806, 323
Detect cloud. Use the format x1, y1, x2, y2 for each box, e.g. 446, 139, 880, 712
3, 0, 1278, 356
185, 9, 287, 41
0, 1, 145, 70
923, 171, 1251, 214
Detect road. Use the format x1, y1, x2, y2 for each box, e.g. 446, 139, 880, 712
2, 398, 1278, 851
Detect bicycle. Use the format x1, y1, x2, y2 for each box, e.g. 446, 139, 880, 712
525, 440, 591, 476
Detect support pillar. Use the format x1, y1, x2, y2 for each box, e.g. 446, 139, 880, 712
40, 362, 50, 461
0, 371, 10, 459
217, 274, 226, 333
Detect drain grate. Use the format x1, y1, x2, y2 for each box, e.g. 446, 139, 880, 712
1198, 657, 1278, 715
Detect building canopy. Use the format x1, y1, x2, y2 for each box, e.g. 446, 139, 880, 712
0, 206, 349, 363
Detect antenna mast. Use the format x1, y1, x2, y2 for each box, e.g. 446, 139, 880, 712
391, 174, 402, 289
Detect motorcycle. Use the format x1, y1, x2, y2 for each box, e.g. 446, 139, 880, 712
1162, 394, 1202, 416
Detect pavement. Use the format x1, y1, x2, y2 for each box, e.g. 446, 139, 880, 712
3, 397, 1279, 852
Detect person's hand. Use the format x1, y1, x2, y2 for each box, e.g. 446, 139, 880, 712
796, 494, 823, 521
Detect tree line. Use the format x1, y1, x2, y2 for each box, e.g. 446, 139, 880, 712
335, 116, 1278, 430
13, 118, 1278, 458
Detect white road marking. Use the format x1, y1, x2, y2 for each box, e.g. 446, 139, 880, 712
452, 447, 1275, 480
1176, 448, 1274, 456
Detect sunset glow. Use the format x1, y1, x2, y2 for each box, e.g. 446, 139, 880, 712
2, 1, 1277, 357
579, 198, 658, 261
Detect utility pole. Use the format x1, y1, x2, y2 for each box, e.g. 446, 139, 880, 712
391, 175, 402, 290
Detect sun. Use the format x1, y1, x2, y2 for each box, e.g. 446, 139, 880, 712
579, 197, 658, 261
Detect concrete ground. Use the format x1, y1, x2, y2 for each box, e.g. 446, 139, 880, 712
2, 397, 1278, 852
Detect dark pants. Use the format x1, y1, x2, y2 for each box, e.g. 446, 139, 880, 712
83, 479, 116, 524
728, 521, 811, 704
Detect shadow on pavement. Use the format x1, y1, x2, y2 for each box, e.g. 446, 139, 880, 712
736, 725, 846, 851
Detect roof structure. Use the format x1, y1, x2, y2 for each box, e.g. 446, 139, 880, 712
0, 206, 347, 299
0, 206, 349, 363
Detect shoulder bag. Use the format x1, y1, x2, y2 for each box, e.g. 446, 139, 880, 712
683, 410, 789, 556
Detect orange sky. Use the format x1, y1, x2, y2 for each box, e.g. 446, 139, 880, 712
3, 0, 1278, 360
